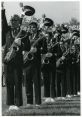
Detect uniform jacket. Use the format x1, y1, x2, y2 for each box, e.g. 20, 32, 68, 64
2, 9, 30, 85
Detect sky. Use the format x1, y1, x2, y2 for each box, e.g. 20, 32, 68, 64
3, 1, 80, 24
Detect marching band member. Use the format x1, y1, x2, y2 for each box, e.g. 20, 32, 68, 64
24, 21, 47, 106
41, 18, 56, 102
70, 31, 80, 96
55, 40, 67, 98
65, 31, 80, 97
2, 3, 30, 110
74, 35, 80, 95
70, 45, 77, 95
2, 2, 80, 110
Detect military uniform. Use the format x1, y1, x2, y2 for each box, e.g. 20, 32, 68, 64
42, 33, 56, 98
24, 29, 47, 105
42, 54, 56, 98
55, 42, 66, 97
65, 51, 71, 96
3, 9, 30, 106
70, 50, 77, 95
75, 39, 80, 93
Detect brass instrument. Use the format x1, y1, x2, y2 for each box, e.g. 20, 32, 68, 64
56, 49, 69, 68
4, 33, 27, 64
23, 34, 45, 64
42, 38, 52, 64
42, 42, 59, 64
23, 47, 36, 64
76, 53, 80, 63
42, 52, 52, 64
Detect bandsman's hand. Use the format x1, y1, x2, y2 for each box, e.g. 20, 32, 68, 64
31, 47, 37, 53
61, 56, 65, 60
14, 38, 21, 46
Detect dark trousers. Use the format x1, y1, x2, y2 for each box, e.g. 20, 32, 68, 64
70, 64, 77, 95
25, 62, 41, 105
5, 65, 23, 106
66, 66, 71, 95
42, 68, 56, 98
56, 70, 66, 97
76, 63, 80, 92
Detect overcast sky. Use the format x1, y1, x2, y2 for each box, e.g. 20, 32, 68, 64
4, 1, 80, 24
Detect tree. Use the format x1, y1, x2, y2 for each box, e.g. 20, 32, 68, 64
70, 17, 80, 26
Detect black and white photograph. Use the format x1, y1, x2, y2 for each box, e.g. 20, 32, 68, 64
1, 0, 80, 116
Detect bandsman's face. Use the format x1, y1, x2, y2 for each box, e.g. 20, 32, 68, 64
11, 19, 20, 29
30, 25, 37, 34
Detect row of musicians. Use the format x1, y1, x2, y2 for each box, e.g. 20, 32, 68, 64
21, 30, 80, 105
3, 22, 80, 107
